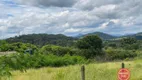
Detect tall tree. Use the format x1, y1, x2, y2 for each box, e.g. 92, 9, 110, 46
76, 35, 103, 58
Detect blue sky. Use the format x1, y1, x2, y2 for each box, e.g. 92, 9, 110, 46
0, 0, 142, 39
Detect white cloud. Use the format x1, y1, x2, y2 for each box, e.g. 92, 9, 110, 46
74, 0, 123, 10
0, 0, 142, 38
14, 0, 77, 7
64, 28, 81, 33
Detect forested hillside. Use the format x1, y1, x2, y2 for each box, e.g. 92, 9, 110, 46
78, 32, 142, 40
6, 34, 77, 47
77, 32, 117, 40
122, 32, 142, 40
5, 32, 142, 48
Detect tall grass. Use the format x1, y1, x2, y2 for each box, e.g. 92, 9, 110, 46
2, 60, 142, 80
0, 53, 87, 79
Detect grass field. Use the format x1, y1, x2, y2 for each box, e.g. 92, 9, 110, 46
2, 60, 142, 80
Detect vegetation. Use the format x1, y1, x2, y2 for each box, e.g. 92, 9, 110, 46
0, 53, 86, 78
0, 33, 142, 79
105, 48, 137, 60
0, 40, 11, 51
1, 53, 86, 69
1, 61, 142, 80
10, 42, 38, 53
78, 32, 116, 40
40, 45, 76, 56
121, 37, 137, 45
76, 35, 104, 58
6, 34, 77, 47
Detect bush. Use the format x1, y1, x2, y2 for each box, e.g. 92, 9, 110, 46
0, 40, 12, 51
121, 37, 137, 45
77, 49, 105, 59
10, 42, 38, 53
40, 45, 75, 56
122, 43, 140, 50
105, 48, 137, 60
0, 53, 87, 71
0, 53, 87, 77
42, 54, 86, 67
135, 50, 142, 59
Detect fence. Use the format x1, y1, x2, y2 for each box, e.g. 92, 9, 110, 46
81, 63, 128, 80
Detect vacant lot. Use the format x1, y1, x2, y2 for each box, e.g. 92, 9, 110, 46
2, 60, 142, 80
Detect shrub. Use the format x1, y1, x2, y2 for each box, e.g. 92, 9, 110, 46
122, 43, 140, 50
10, 42, 38, 53
77, 49, 105, 59
42, 54, 86, 67
40, 45, 75, 56
0, 53, 87, 71
105, 48, 137, 60
0, 40, 12, 51
0, 53, 87, 77
121, 37, 137, 45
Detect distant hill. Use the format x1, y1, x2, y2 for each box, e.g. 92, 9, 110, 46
6, 34, 77, 47
5, 32, 142, 47
79, 32, 142, 40
77, 32, 117, 40
122, 32, 142, 40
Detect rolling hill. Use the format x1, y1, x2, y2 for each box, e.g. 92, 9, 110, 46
4, 32, 142, 47
121, 32, 142, 40
77, 32, 117, 40
78, 32, 142, 40
5, 34, 77, 47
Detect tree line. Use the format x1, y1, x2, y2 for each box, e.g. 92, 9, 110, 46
6, 34, 77, 47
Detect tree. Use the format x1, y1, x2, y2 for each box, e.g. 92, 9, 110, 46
6, 34, 76, 47
40, 45, 74, 56
0, 40, 11, 51
121, 37, 137, 45
10, 42, 38, 53
76, 35, 103, 58
121, 37, 138, 50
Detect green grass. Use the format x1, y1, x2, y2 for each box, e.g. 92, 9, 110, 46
2, 60, 142, 80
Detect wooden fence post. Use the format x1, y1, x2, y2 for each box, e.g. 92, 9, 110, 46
81, 65, 85, 80
122, 63, 125, 68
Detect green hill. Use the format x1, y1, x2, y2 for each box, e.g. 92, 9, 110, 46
5, 34, 77, 47
77, 32, 117, 40
120, 32, 142, 40
5, 32, 142, 47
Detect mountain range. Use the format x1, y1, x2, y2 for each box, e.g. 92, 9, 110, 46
77, 32, 142, 40
3, 32, 142, 47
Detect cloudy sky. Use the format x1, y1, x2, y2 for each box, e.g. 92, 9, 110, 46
0, 0, 142, 38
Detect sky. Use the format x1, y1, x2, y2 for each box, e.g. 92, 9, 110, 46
0, 0, 142, 39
